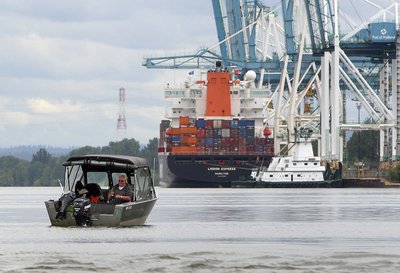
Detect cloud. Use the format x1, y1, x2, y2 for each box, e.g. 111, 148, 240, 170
0, 1, 216, 148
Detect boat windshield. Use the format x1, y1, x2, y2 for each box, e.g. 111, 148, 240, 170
131, 167, 155, 201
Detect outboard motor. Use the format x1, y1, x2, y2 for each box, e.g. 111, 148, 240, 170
73, 198, 92, 226
55, 191, 76, 220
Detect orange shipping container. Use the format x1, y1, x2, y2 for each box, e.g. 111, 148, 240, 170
171, 145, 198, 154
181, 135, 197, 144
171, 146, 181, 154
170, 127, 181, 135
180, 126, 197, 134
179, 146, 197, 153
179, 116, 190, 126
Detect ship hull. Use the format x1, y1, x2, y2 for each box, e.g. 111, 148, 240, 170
159, 153, 272, 188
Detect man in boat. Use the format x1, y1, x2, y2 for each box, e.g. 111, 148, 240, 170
108, 175, 133, 204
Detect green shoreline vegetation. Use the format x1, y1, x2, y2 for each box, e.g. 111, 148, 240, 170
0, 138, 159, 186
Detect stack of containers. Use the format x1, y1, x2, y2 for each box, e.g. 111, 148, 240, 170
230, 119, 239, 152
196, 119, 206, 153
205, 119, 214, 154
164, 116, 274, 155
246, 120, 255, 152
175, 116, 197, 154
238, 120, 247, 153
213, 120, 222, 152
221, 120, 230, 153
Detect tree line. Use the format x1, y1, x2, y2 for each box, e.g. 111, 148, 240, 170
0, 138, 159, 187
2, 131, 398, 186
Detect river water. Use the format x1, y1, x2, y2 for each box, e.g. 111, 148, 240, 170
0, 187, 400, 272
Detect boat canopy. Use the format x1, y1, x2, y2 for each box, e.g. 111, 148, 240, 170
63, 154, 149, 170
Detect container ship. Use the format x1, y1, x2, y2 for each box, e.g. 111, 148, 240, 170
158, 62, 274, 187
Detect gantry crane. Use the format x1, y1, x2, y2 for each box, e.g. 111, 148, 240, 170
143, 0, 399, 164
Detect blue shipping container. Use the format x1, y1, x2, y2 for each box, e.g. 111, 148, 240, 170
246, 137, 255, 145
238, 120, 247, 127
230, 120, 239, 128
246, 120, 255, 127
239, 128, 247, 137
171, 136, 180, 143
196, 119, 205, 128
205, 137, 214, 147
246, 128, 255, 137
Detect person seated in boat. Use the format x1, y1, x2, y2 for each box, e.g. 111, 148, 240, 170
75, 180, 88, 198
108, 175, 133, 204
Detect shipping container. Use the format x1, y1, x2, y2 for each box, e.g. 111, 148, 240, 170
213, 138, 222, 147
170, 127, 181, 135
181, 135, 197, 145
229, 137, 239, 146
264, 146, 274, 154
238, 120, 247, 128
196, 128, 206, 138
256, 138, 265, 145
246, 127, 255, 137
196, 119, 205, 128
221, 120, 230, 129
213, 119, 222, 128
179, 116, 190, 126
246, 137, 255, 145
171, 135, 180, 143
205, 137, 214, 147
255, 145, 264, 153
221, 128, 230, 137
213, 128, 222, 138
180, 126, 197, 134
221, 137, 230, 147
239, 128, 247, 137
246, 145, 255, 152
205, 120, 214, 129
230, 128, 238, 137
246, 120, 255, 127
197, 137, 205, 147
239, 138, 247, 147
230, 119, 239, 128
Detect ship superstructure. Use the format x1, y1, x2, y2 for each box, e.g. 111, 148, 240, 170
158, 62, 274, 187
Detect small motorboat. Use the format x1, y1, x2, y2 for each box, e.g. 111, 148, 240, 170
45, 154, 157, 227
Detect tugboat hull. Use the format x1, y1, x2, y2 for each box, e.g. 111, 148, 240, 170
231, 179, 343, 188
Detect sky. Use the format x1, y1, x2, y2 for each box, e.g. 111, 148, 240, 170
0, 0, 216, 148
0, 0, 395, 148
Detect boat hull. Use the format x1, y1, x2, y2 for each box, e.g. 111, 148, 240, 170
45, 198, 157, 227
159, 153, 272, 187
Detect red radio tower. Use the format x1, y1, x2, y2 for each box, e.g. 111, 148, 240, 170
117, 87, 127, 139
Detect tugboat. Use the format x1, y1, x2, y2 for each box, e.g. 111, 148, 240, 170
232, 140, 343, 188
45, 154, 157, 227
